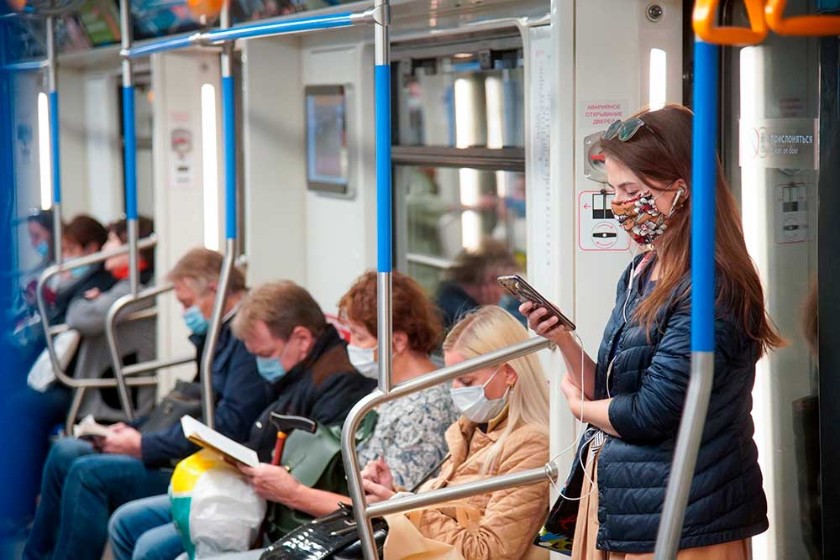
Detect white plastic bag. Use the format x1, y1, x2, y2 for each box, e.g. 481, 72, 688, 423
171, 451, 266, 560
27, 329, 81, 392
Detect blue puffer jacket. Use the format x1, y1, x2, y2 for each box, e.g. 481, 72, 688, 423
593, 255, 768, 552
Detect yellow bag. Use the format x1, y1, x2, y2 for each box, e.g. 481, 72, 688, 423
382, 502, 481, 560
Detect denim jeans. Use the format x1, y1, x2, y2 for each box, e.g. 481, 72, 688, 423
110, 494, 184, 560
23, 438, 172, 560
0, 385, 71, 523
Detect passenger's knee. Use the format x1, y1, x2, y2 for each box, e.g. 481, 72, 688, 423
109, 503, 130, 548
65, 454, 107, 492
45, 438, 94, 478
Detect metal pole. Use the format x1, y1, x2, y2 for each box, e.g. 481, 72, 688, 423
46, 15, 62, 264
374, 0, 392, 397
343, 336, 551, 559
366, 463, 558, 517
197, 1, 236, 430
119, 0, 139, 297
348, 1, 393, 555
653, 37, 719, 560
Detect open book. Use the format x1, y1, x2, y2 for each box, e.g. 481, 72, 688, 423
73, 415, 111, 439
180, 415, 259, 467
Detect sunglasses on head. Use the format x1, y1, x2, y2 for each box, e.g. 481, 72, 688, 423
602, 117, 646, 142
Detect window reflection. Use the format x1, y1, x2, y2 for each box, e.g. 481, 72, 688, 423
397, 165, 525, 294
398, 59, 524, 148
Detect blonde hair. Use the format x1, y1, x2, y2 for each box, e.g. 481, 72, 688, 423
443, 306, 550, 473
232, 280, 326, 341
167, 248, 246, 295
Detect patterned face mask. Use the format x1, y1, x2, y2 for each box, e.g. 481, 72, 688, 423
611, 189, 679, 246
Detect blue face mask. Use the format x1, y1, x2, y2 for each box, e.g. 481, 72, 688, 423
183, 306, 209, 335
69, 265, 91, 280
36, 241, 49, 259
256, 356, 287, 383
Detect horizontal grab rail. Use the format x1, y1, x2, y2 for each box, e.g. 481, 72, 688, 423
365, 463, 558, 518
122, 356, 194, 377
0, 59, 49, 72
123, 10, 370, 58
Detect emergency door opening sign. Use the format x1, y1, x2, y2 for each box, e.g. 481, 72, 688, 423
578, 190, 630, 252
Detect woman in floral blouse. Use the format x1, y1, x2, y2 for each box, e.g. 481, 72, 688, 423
344, 271, 459, 489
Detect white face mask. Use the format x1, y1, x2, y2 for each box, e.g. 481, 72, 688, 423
450, 367, 509, 423
347, 344, 378, 379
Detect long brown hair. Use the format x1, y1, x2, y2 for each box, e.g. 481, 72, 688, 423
600, 104, 783, 355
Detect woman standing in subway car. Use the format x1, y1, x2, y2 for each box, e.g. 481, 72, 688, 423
523, 104, 783, 560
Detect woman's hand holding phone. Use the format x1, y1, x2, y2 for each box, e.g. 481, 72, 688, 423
520, 301, 572, 340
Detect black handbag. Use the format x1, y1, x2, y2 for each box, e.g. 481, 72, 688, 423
260, 453, 450, 560
139, 380, 204, 433
259, 503, 388, 560
532, 430, 595, 555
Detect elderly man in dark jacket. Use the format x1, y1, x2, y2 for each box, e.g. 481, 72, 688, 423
23, 249, 274, 560
105, 280, 375, 560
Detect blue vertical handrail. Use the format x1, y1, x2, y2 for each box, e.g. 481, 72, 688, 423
375, 63, 392, 275
122, 86, 137, 223
653, 37, 719, 560
223, 74, 236, 240
48, 90, 60, 206
342, 0, 393, 556
198, 4, 236, 431
46, 16, 62, 263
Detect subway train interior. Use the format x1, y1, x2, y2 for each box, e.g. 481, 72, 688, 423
0, 0, 837, 558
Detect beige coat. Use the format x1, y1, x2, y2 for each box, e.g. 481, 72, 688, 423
415, 412, 550, 560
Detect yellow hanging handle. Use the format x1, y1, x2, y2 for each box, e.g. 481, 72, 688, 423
693, 0, 769, 45
765, 0, 840, 36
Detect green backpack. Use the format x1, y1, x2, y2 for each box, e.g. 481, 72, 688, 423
264, 412, 378, 542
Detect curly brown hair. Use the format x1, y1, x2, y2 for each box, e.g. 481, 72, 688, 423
338, 271, 442, 355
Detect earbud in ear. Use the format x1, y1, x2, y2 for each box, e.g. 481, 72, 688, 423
672, 187, 686, 207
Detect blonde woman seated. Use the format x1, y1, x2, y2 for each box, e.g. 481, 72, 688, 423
362, 306, 550, 560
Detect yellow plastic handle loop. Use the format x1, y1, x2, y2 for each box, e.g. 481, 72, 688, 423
693, 0, 769, 45
766, 0, 840, 36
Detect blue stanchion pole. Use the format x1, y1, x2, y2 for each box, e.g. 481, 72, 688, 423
122, 85, 137, 221
48, 90, 61, 206
375, 63, 391, 273
691, 39, 719, 353
653, 37, 719, 560
222, 75, 236, 240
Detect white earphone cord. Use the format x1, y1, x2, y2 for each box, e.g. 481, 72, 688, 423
547, 330, 599, 501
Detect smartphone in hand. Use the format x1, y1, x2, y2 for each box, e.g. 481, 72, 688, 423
497, 275, 576, 331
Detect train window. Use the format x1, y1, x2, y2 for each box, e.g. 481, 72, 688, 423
396, 56, 524, 148
392, 32, 526, 296
395, 164, 525, 295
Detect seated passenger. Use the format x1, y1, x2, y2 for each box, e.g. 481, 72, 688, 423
50, 214, 117, 325
0, 214, 115, 533
363, 306, 550, 560
109, 271, 457, 559
435, 238, 520, 331
21, 248, 274, 560
62, 216, 157, 421
8, 213, 113, 378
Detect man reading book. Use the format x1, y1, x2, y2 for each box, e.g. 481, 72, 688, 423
23, 249, 274, 560
107, 280, 376, 560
